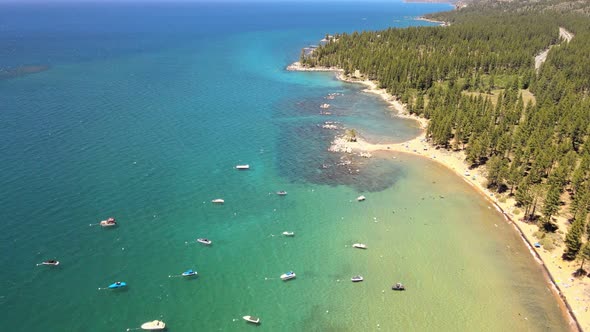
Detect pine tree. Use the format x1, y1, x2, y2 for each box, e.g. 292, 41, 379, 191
516, 178, 540, 221
577, 241, 590, 274
564, 215, 585, 260
543, 185, 562, 220
415, 94, 425, 115
486, 155, 506, 189
487, 75, 495, 94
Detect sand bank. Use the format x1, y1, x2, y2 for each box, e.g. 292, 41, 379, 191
288, 62, 585, 331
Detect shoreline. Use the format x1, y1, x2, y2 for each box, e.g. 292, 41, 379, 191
288, 62, 584, 331
416, 16, 449, 26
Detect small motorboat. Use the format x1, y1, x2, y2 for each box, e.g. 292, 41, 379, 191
108, 281, 127, 289
277, 191, 288, 196
280, 271, 296, 281
282, 231, 295, 237
197, 238, 212, 245
140, 320, 166, 330
351, 275, 364, 282
352, 243, 367, 249
182, 269, 198, 277
39, 259, 60, 266
392, 282, 406, 291
243, 315, 260, 324
236, 165, 250, 170
100, 217, 117, 227
211, 198, 225, 204
357, 195, 366, 202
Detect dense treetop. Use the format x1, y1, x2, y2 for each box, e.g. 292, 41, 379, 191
301, 0, 590, 257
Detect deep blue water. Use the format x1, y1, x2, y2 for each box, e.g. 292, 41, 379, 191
0, 1, 571, 331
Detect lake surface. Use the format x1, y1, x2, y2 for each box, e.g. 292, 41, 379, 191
0, 1, 571, 331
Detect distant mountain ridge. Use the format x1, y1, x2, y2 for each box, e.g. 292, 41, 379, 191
404, 0, 458, 3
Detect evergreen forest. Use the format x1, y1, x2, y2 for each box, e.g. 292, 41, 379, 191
300, 0, 590, 260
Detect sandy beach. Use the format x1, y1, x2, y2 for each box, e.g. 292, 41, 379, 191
289, 62, 586, 331
416, 16, 449, 26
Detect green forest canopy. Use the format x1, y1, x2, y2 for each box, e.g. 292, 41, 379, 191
301, 0, 590, 258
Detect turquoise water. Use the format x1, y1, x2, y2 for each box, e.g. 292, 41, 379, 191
0, 1, 571, 331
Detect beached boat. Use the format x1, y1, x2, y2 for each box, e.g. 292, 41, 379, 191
197, 238, 212, 245
352, 243, 367, 249
282, 231, 294, 237
351, 275, 364, 282
236, 165, 250, 170
277, 191, 288, 196
392, 282, 406, 291
39, 259, 60, 266
182, 269, 198, 277
100, 217, 117, 227
140, 320, 166, 330
243, 316, 260, 324
280, 271, 296, 281
357, 195, 366, 201
108, 281, 127, 289
211, 198, 225, 204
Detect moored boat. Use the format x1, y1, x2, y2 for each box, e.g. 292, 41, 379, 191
108, 281, 127, 289
100, 217, 117, 227
211, 198, 225, 204
197, 238, 212, 245
39, 259, 60, 266
282, 231, 294, 237
243, 315, 260, 324
280, 271, 296, 281
392, 282, 406, 291
236, 165, 250, 170
357, 195, 366, 201
277, 191, 288, 196
352, 243, 367, 249
140, 320, 166, 330
351, 275, 364, 282
182, 269, 198, 277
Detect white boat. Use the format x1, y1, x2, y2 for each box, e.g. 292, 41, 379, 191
352, 243, 367, 249
197, 238, 212, 245
211, 199, 225, 204
236, 165, 250, 170
357, 195, 366, 201
282, 231, 294, 237
100, 217, 117, 227
39, 260, 60, 266
243, 315, 260, 324
140, 320, 166, 330
392, 282, 406, 291
351, 275, 364, 282
277, 191, 288, 196
280, 271, 296, 281
181, 269, 198, 277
